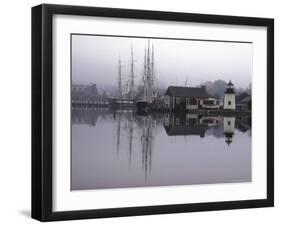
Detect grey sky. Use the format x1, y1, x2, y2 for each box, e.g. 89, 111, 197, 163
72, 34, 252, 90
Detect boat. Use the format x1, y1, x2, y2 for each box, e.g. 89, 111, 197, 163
136, 101, 150, 114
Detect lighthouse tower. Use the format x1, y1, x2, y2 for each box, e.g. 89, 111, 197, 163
224, 80, 236, 110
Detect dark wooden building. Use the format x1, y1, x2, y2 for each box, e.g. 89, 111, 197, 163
164, 86, 219, 111
236, 92, 251, 111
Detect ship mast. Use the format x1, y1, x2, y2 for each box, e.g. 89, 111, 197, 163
130, 46, 135, 101
118, 55, 122, 100
145, 40, 153, 103
143, 46, 148, 101
151, 43, 156, 97
151, 44, 154, 87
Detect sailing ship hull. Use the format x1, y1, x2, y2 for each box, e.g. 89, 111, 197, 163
109, 98, 136, 110
136, 101, 150, 114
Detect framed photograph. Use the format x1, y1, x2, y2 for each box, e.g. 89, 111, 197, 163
32, 4, 274, 221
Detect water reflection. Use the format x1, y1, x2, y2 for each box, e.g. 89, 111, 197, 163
164, 114, 218, 137
224, 117, 235, 146
72, 107, 251, 190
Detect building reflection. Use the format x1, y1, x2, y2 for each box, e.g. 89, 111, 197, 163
236, 115, 251, 133
163, 114, 219, 138
72, 106, 110, 126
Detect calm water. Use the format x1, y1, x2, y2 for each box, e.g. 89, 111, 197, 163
71, 108, 251, 190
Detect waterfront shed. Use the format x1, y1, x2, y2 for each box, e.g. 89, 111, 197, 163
164, 86, 215, 111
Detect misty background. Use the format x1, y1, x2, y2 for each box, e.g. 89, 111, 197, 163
71, 34, 252, 97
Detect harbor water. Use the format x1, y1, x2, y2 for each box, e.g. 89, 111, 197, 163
71, 108, 251, 190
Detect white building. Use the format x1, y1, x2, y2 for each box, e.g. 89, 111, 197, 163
223, 80, 236, 110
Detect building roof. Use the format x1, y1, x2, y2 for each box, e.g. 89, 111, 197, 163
164, 125, 209, 137
166, 86, 209, 97
236, 92, 250, 102
227, 80, 234, 86
240, 95, 251, 103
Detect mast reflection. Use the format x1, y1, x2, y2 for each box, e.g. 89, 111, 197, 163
72, 108, 252, 178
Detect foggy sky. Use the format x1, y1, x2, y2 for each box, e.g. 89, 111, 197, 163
72, 34, 252, 90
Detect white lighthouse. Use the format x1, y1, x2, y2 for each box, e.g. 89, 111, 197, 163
224, 80, 236, 110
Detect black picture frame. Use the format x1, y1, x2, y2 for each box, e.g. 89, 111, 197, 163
32, 3, 274, 222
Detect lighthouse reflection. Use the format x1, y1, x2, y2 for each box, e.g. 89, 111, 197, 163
224, 117, 235, 146
71, 108, 251, 190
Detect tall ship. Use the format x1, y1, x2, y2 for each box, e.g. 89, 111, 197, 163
111, 47, 136, 109
136, 40, 156, 113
